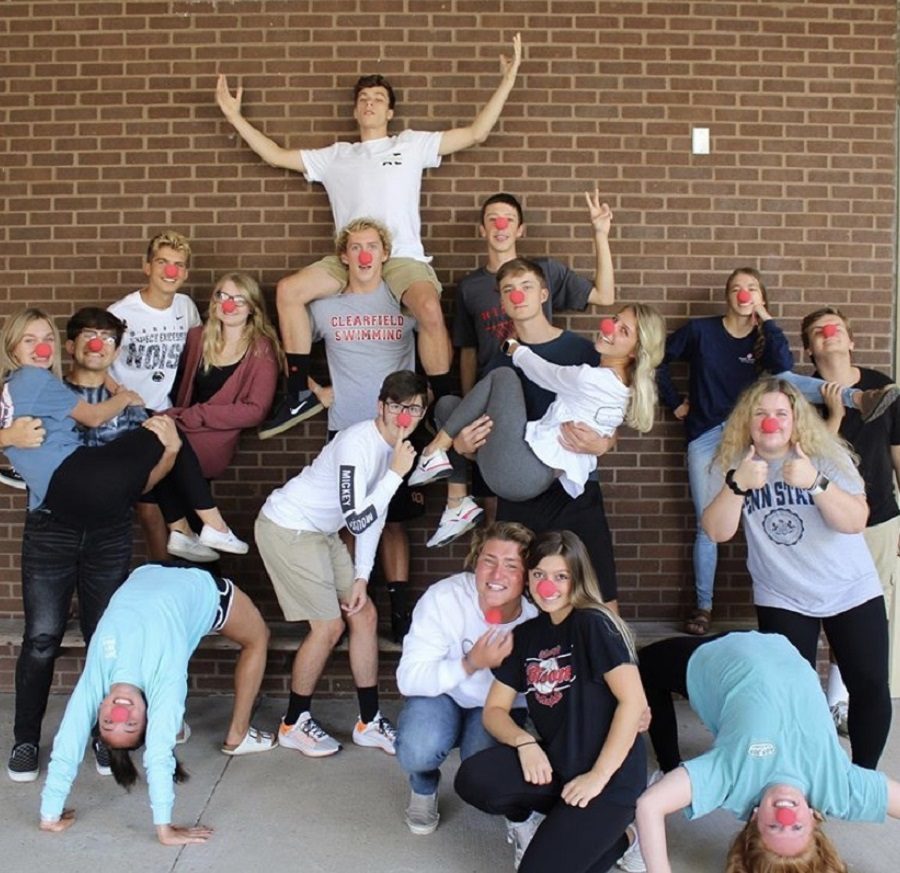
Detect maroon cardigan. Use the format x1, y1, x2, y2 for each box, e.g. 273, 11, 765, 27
165, 326, 278, 479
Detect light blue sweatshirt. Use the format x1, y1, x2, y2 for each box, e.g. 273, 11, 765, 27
40, 565, 220, 826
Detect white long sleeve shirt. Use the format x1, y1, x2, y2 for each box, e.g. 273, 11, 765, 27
397, 572, 537, 709
260, 419, 401, 581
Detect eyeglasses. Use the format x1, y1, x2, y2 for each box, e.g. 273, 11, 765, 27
385, 401, 425, 418
214, 289, 250, 308
79, 330, 117, 346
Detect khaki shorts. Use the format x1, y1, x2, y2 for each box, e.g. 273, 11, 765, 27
255, 513, 355, 622
311, 255, 442, 308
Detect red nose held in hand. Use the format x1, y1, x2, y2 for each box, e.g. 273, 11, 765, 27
110, 705, 130, 724
775, 807, 797, 826
163, 263, 180, 279
760, 417, 780, 433
599, 318, 616, 337
536, 579, 558, 599
736, 290, 752, 304
493, 216, 509, 230
358, 250, 374, 266
34, 342, 52, 358
485, 608, 503, 625
221, 299, 237, 314
396, 411, 412, 428
86, 338, 105, 353
508, 289, 525, 305
821, 323, 838, 338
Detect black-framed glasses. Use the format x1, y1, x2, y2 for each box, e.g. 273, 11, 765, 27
214, 289, 250, 308
385, 401, 425, 418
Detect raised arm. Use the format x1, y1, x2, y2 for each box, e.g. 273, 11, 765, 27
635, 767, 694, 873
438, 34, 522, 156
585, 190, 615, 307
216, 74, 305, 172
702, 448, 766, 542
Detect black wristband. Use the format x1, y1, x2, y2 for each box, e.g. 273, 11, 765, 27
725, 468, 751, 496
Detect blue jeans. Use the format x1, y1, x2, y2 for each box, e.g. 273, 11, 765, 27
396, 695, 526, 795
14, 509, 133, 745
686, 425, 725, 611
776, 371, 856, 408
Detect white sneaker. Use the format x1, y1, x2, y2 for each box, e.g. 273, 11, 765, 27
405, 788, 440, 835
830, 700, 849, 737
617, 825, 646, 873
277, 712, 341, 757
408, 449, 453, 486
352, 711, 397, 755
199, 524, 249, 555
167, 530, 219, 563
426, 496, 484, 548
507, 812, 544, 870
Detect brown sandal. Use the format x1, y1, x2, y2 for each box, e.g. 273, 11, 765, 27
685, 608, 711, 636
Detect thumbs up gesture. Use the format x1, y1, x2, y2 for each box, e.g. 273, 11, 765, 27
734, 446, 769, 492
782, 444, 818, 490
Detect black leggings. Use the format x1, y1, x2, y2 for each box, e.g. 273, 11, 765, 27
45, 427, 165, 528
151, 431, 216, 525
455, 746, 633, 873
638, 634, 725, 772
756, 597, 891, 769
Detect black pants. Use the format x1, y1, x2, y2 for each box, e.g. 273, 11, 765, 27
638, 634, 724, 772
152, 431, 216, 525
757, 597, 891, 769
455, 746, 632, 873
497, 480, 618, 602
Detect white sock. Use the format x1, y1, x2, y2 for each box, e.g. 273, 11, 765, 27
826, 663, 848, 707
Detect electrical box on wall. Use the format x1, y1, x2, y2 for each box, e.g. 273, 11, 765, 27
692, 127, 710, 155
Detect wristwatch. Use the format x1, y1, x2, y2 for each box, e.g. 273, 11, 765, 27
808, 472, 830, 495
725, 468, 751, 497
501, 338, 520, 355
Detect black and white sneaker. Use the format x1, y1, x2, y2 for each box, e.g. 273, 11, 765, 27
92, 739, 112, 776
0, 466, 26, 491
7, 742, 39, 783
257, 390, 324, 440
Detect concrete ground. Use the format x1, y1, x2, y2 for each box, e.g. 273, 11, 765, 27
2, 694, 899, 873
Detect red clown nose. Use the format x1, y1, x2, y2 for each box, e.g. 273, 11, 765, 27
396, 411, 412, 428
493, 216, 509, 230
86, 338, 105, 353
110, 705, 130, 724
508, 289, 525, 305
485, 608, 503, 625
600, 318, 616, 337
221, 299, 237, 314
775, 807, 797, 826
34, 342, 52, 358
163, 264, 180, 279
736, 290, 752, 304
821, 323, 838, 338
760, 417, 780, 433
536, 579, 558, 599
358, 250, 374, 266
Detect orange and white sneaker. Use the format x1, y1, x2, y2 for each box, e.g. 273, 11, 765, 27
352, 711, 397, 755
278, 712, 341, 757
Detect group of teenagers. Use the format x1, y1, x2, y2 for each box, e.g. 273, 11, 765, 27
2, 31, 900, 872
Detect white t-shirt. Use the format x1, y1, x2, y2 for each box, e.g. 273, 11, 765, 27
108, 290, 201, 411
397, 572, 538, 710
301, 129, 443, 261
260, 419, 402, 581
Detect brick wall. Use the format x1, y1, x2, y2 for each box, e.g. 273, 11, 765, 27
0, 0, 896, 693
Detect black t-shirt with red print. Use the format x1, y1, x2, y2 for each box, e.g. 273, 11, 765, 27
493, 608, 646, 801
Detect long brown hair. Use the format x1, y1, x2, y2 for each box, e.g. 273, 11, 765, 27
725, 267, 769, 371
725, 816, 847, 873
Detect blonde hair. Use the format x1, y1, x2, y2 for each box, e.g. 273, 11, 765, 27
335, 217, 393, 258
619, 302, 666, 433
202, 273, 285, 374
464, 520, 534, 571
0, 308, 62, 383
714, 377, 860, 481
527, 530, 637, 662
725, 816, 847, 873
145, 230, 192, 265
